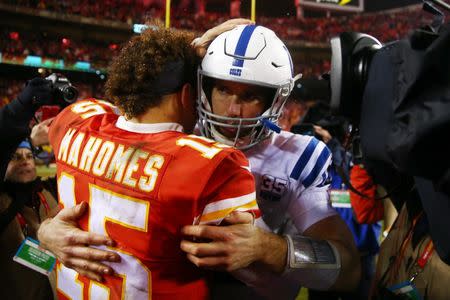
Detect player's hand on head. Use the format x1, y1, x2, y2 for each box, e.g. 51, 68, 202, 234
192, 18, 254, 57
37, 202, 121, 281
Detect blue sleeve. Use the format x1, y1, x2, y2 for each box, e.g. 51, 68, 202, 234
290, 137, 332, 189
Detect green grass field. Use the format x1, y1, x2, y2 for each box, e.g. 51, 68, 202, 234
36, 164, 56, 178
297, 288, 308, 300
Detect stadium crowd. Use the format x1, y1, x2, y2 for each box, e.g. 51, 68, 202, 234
1, 1, 434, 88
1, 29, 118, 70
0, 0, 436, 43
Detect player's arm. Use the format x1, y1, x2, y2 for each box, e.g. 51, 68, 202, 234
181, 149, 284, 272
279, 139, 360, 291
182, 216, 286, 273
37, 202, 121, 281
273, 138, 360, 291
298, 213, 361, 291
38, 99, 122, 281
181, 150, 265, 271
182, 138, 360, 291
182, 206, 359, 290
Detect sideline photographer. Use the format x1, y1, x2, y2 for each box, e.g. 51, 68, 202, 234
0, 74, 77, 181
0, 75, 78, 299
0, 138, 59, 299
0, 78, 54, 181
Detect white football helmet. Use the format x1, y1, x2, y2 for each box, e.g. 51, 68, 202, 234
197, 25, 296, 149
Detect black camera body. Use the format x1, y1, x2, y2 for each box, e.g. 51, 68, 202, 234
46, 73, 78, 104
329, 4, 450, 264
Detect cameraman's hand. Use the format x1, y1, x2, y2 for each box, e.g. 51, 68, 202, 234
30, 117, 54, 147
38, 202, 121, 282
192, 18, 254, 57
17, 78, 54, 109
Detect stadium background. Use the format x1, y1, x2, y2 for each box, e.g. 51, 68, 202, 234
0, 1, 443, 299
0, 0, 436, 106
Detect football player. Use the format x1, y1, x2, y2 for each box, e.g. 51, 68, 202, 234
180, 24, 360, 299
43, 25, 258, 300
38, 20, 360, 299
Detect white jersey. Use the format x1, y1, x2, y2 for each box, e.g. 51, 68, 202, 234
191, 128, 338, 299
245, 130, 336, 234
227, 131, 338, 300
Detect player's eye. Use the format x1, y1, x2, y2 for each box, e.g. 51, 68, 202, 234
216, 85, 231, 95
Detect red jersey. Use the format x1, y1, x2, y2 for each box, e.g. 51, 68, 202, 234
49, 99, 258, 300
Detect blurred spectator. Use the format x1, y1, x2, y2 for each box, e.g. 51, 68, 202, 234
278, 99, 314, 132
349, 165, 384, 225
0, 77, 89, 299
0, 79, 23, 108
0, 138, 58, 299
1, 28, 119, 70
0, 1, 441, 44
2, 6, 435, 80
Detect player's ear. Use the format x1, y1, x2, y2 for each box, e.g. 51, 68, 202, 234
180, 83, 194, 110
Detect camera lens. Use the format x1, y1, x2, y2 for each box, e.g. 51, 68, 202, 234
62, 86, 78, 103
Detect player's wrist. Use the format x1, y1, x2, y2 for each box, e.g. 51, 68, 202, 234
36, 217, 52, 248
259, 230, 288, 273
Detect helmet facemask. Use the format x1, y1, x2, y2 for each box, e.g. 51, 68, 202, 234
198, 71, 292, 149
196, 25, 296, 149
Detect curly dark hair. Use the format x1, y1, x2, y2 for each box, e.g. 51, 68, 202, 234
105, 25, 197, 118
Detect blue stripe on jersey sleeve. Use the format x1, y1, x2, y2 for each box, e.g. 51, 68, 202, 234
302, 146, 331, 189
318, 167, 331, 188
290, 137, 319, 180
